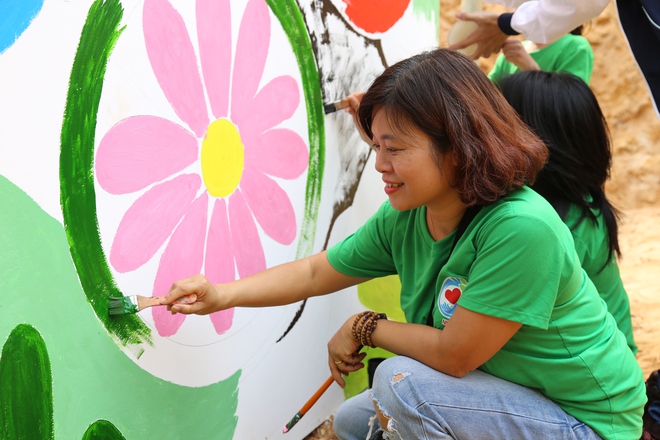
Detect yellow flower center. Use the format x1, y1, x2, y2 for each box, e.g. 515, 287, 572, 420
201, 119, 244, 198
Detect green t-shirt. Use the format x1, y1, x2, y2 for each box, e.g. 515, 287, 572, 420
566, 204, 638, 354
488, 34, 594, 85
327, 187, 645, 440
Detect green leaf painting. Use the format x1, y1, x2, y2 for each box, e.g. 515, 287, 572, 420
0, 176, 240, 439
0, 324, 54, 440
81, 420, 126, 440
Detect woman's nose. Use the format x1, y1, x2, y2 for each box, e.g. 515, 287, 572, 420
374, 150, 391, 173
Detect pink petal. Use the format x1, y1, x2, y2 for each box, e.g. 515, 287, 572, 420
205, 199, 235, 284
110, 174, 201, 273
205, 199, 235, 335
152, 193, 208, 337
228, 190, 266, 277
230, 0, 270, 124
209, 309, 235, 335
234, 76, 300, 136
240, 167, 297, 245
96, 116, 198, 194
197, 0, 231, 119
245, 128, 308, 179
143, 0, 209, 137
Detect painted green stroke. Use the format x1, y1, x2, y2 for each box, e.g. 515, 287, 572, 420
81, 420, 126, 440
60, 0, 325, 347
59, 0, 151, 345
1, 175, 240, 439
266, 0, 325, 261
0, 324, 54, 440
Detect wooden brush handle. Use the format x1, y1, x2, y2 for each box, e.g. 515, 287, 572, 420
138, 294, 197, 311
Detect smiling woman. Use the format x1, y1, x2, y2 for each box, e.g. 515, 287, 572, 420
162, 47, 647, 440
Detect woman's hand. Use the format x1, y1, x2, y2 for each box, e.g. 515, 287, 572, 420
160, 274, 226, 315
327, 314, 367, 387
344, 92, 372, 146
501, 39, 540, 71
449, 11, 508, 60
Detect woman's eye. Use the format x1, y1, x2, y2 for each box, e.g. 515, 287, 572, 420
371, 143, 380, 151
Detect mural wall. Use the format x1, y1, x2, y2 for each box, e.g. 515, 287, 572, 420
0, 0, 437, 438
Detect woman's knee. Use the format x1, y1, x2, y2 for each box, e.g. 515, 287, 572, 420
369, 357, 419, 437
371, 356, 418, 395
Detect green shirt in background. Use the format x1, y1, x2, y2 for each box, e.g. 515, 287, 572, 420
327, 187, 645, 440
566, 204, 638, 353
488, 34, 594, 85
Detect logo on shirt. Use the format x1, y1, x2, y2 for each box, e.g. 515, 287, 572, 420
438, 277, 467, 325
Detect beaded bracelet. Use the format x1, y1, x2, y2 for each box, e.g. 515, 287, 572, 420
351, 311, 388, 348
352, 311, 370, 342
365, 313, 387, 348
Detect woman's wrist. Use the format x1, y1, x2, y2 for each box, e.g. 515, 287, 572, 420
351, 310, 388, 348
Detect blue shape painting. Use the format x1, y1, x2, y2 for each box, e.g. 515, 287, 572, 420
0, 0, 44, 54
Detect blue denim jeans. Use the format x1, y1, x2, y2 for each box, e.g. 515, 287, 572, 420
334, 356, 602, 440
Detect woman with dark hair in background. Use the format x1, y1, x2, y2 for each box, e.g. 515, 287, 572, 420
499, 70, 637, 354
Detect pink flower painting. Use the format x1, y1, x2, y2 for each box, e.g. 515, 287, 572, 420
95, 0, 308, 337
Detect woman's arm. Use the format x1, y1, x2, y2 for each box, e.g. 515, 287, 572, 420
161, 251, 370, 314
500, 39, 540, 71
328, 306, 521, 386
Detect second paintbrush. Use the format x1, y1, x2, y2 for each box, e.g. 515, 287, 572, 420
108, 294, 196, 315
323, 98, 350, 114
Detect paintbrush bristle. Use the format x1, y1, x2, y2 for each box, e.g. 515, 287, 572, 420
108, 296, 139, 315
323, 102, 338, 114
324, 98, 350, 115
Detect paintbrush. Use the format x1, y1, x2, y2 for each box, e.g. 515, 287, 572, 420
283, 375, 334, 434
323, 98, 350, 114
108, 294, 196, 316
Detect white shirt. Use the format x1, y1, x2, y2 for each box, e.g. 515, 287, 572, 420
486, 0, 611, 43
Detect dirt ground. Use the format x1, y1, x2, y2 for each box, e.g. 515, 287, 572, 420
305, 2, 660, 439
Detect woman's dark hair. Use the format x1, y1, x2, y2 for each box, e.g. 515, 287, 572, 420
356, 48, 548, 206
498, 70, 621, 265
570, 25, 583, 35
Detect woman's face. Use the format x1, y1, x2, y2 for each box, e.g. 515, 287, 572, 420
370, 109, 459, 212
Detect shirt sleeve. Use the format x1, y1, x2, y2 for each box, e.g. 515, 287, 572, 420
509, 0, 610, 44
552, 38, 594, 84
458, 209, 575, 329
326, 202, 397, 278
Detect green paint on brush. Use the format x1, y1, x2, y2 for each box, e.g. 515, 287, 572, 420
82, 420, 126, 440
108, 296, 138, 315
0, 324, 54, 440
266, 0, 325, 259
59, 0, 152, 346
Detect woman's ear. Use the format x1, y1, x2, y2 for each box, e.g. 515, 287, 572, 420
445, 150, 459, 167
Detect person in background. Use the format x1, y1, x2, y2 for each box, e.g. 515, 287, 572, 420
161, 49, 645, 439
499, 70, 637, 353
449, 0, 660, 117
488, 25, 594, 85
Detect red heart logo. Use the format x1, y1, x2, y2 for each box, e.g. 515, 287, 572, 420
445, 288, 461, 304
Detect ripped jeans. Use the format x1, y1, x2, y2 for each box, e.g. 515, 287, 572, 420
333, 356, 602, 440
